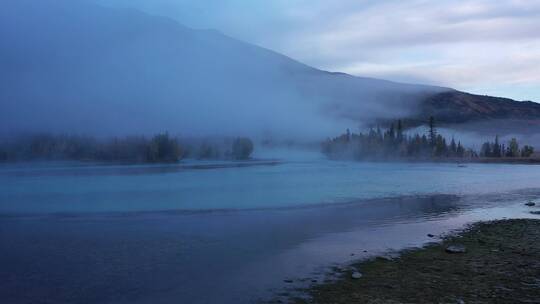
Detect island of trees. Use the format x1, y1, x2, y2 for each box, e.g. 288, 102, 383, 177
322, 117, 535, 162
0, 133, 254, 163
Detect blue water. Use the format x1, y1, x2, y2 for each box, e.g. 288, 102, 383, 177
1, 160, 539, 214
2, 159, 540, 303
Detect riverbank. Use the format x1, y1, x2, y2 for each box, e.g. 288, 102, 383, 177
324, 156, 540, 165
428, 157, 540, 165
292, 219, 540, 304
398, 157, 540, 165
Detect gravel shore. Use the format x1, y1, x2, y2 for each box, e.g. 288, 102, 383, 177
292, 219, 540, 304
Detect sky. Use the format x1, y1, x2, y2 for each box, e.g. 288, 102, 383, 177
99, 0, 540, 102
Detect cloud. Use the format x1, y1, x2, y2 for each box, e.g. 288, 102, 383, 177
100, 0, 540, 101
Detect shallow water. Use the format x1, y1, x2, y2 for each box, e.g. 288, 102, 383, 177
1, 159, 540, 213
1, 160, 540, 303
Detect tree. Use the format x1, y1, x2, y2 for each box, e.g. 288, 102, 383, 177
434, 134, 448, 157
522, 145, 534, 157
146, 133, 182, 163
481, 142, 492, 157
198, 142, 219, 159
493, 135, 501, 157
388, 123, 395, 141
232, 137, 254, 160
396, 120, 404, 143
319, 119, 535, 162
376, 126, 383, 141
456, 141, 465, 157
508, 138, 519, 157
450, 137, 457, 156
428, 116, 437, 147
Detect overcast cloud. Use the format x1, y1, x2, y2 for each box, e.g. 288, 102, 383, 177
100, 0, 540, 102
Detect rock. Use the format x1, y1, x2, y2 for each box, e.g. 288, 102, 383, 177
446, 245, 466, 254
283, 279, 293, 283
376, 256, 392, 261
334, 266, 344, 272
525, 201, 536, 206
427, 233, 435, 238
530, 211, 540, 215
351, 271, 363, 279
456, 299, 465, 304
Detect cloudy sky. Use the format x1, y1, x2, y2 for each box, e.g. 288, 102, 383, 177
102, 0, 540, 102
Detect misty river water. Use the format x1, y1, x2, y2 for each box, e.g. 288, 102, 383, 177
1, 157, 540, 303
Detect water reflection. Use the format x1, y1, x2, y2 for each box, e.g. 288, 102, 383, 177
2, 192, 539, 303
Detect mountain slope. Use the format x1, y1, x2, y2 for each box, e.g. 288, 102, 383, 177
420, 91, 540, 123
0, 0, 444, 139
0, 0, 538, 139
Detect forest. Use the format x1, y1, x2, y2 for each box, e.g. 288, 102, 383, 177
0, 133, 254, 163
322, 117, 534, 161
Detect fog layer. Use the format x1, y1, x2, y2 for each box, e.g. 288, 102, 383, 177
0, 0, 445, 142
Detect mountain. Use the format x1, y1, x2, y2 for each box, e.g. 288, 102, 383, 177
419, 91, 540, 123
0, 0, 538, 140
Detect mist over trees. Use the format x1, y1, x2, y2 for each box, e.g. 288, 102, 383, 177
232, 138, 254, 160
0, 0, 449, 142
0, 134, 254, 163
322, 117, 534, 161
480, 136, 534, 158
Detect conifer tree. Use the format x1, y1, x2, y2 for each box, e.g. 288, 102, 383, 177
508, 138, 519, 157
396, 120, 404, 143
450, 137, 457, 156
456, 141, 465, 157
493, 135, 501, 157
481, 142, 492, 157
428, 116, 437, 147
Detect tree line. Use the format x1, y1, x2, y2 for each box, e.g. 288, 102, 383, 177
0, 133, 254, 163
480, 136, 534, 158
322, 117, 534, 161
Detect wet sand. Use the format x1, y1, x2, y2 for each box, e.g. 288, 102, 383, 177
291, 219, 540, 304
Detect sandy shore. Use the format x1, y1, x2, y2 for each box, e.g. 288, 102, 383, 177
289, 219, 540, 304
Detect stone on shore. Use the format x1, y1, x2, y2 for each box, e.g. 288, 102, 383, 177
525, 201, 536, 207
446, 245, 466, 254
376, 256, 393, 261
296, 220, 540, 304
351, 272, 363, 279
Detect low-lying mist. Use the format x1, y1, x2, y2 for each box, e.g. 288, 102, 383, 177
0, 0, 444, 145
0, 133, 257, 163
416, 120, 540, 150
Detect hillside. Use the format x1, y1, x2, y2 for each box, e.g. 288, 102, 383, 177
419, 91, 540, 123
0, 0, 538, 139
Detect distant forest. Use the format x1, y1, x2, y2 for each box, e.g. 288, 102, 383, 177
322, 117, 535, 161
0, 133, 254, 163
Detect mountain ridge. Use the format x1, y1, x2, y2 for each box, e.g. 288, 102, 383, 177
0, 0, 538, 139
